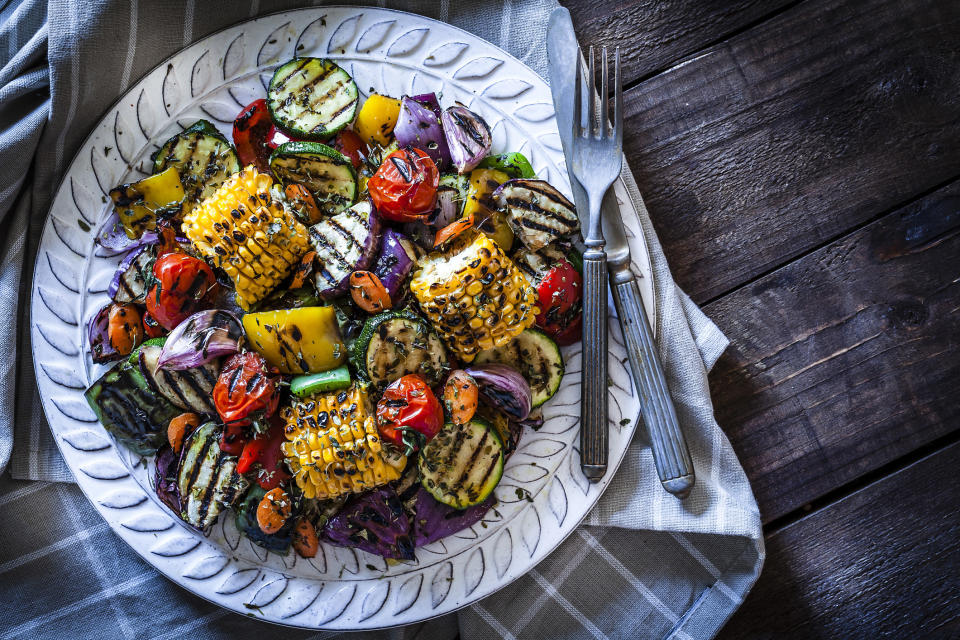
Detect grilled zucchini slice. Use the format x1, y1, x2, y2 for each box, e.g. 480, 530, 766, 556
177, 422, 249, 529
350, 310, 448, 388
267, 57, 359, 139
495, 179, 578, 251
418, 419, 504, 509
474, 328, 564, 407
269, 141, 357, 216
153, 120, 240, 208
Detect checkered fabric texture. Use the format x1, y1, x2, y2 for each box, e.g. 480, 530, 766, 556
0, 1, 764, 638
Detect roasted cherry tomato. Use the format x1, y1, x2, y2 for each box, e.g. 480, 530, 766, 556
367, 147, 439, 222
232, 99, 274, 171
236, 415, 291, 490
107, 304, 143, 356
534, 256, 582, 343
142, 310, 166, 338
213, 352, 280, 454
145, 253, 216, 331
375, 374, 444, 454
329, 129, 365, 169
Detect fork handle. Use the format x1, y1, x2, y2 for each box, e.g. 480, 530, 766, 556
609, 264, 695, 498
580, 248, 608, 481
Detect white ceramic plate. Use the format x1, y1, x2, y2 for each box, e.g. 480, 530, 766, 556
30, 7, 655, 630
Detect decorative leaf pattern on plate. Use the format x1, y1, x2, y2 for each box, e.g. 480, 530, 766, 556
31, 7, 652, 631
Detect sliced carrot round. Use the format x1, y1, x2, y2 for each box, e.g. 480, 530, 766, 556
285, 183, 323, 224
107, 304, 144, 356
256, 487, 292, 534
349, 270, 392, 314
291, 518, 319, 558
433, 212, 475, 248
167, 412, 200, 454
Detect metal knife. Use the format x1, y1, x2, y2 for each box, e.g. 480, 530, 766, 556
547, 7, 696, 498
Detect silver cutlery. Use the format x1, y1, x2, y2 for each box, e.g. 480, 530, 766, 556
547, 8, 696, 497
566, 45, 623, 481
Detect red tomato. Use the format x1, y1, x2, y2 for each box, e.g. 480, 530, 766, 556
534, 257, 582, 343
142, 311, 166, 338
145, 253, 216, 331
368, 147, 439, 222
213, 352, 280, 454
375, 374, 444, 454
232, 99, 274, 171
237, 415, 291, 490
329, 129, 365, 169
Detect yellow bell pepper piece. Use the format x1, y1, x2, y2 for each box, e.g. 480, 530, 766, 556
109, 167, 185, 239
463, 168, 514, 251
354, 94, 401, 146
242, 306, 345, 374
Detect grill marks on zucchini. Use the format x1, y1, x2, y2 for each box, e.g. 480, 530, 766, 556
270, 141, 358, 216
177, 422, 249, 529
496, 179, 578, 251
474, 328, 564, 407
308, 200, 379, 294
418, 419, 504, 509
268, 58, 359, 139
153, 120, 240, 208
351, 311, 449, 388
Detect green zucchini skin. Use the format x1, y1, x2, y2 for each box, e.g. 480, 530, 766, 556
350, 310, 449, 388
269, 141, 357, 216
137, 344, 219, 414
152, 119, 240, 207
84, 357, 181, 455
177, 422, 249, 529
477, 152, 536, 179
474, 328, 564, 408
418, 419, 505, 510
267, 57, 359, 139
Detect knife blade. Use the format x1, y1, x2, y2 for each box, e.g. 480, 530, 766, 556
547, 7, 696, 498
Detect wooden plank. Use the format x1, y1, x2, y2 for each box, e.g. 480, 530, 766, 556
717, 441, 960, 639
561, 0, 794, 85
705, 180, 960, 522
620, 0, 960, 302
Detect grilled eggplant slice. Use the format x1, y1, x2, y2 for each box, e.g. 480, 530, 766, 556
153, 120, 240, 208
137, 344, 218, 414
308, 199, 381, 298
269, 141, 357, 216
267, 57, 359, 139
474, 328, 564, 407
494, 179, 578, 251
177, 422, 249, 529
350, 310, 448, 388
84, 357, 181, 455
418, 419, 505, 509
109, 244, 156, 304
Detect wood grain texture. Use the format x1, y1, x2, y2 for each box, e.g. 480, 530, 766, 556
561, 0, 793, 85
717, 441, 960, 639
620, 0, 960, 302
706, 181, 960, 522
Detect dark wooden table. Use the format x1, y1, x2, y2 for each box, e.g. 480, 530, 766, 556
562, 0, 960, 636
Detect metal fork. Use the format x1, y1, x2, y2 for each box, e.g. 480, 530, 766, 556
569, 46, 622, 481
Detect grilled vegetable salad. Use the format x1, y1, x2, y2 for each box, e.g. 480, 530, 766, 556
86, 57, 581, 561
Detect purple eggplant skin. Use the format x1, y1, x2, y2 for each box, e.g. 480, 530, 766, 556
322, 486, 416, 560
372, 229, 417, 300
89, 304, 120, 364
154, 445, 182, 516
394, 96, 451, 170
441, 105, 492, 174
412, 486, 495, 547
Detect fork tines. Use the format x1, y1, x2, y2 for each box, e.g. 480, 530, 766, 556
573, 45, 622, 143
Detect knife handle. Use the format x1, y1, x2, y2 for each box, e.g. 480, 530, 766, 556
580, 247, 608, 481
609, 263, 695, 498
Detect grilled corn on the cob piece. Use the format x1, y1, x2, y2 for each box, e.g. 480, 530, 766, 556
182, 166, 308, 309
410, 232, 538, 361
280, 384, 406, 500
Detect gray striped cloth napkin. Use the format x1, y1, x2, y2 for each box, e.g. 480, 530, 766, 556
0, 1, 764, 638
